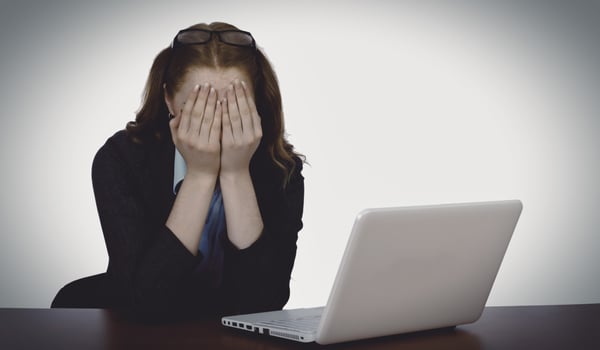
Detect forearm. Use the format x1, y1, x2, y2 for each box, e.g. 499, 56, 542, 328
166, 174, 217, 255
222, 162, 305, 314
220, 171, 264, 249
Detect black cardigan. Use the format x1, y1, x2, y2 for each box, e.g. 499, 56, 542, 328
91, 130, 304, 319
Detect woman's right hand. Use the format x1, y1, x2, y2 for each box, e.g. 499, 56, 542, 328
169, 83, 222, 179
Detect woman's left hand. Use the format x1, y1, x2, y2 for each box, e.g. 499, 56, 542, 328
220, 80, 263, 176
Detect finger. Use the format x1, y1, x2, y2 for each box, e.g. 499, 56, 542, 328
253, 109, 263, 139
169, 111, 181, 135
199, 87, 217, 140
179, 84, 200, 133
209, 100, 222, 145
242, 80, 263, 139
227, 84, 243, 140
234, 80, 252, 134
221, 98, 234, 144
190, 83, 210, 135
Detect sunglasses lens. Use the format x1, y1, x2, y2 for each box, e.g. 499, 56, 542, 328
219, 31, 254, 46
177, 30, 211, 44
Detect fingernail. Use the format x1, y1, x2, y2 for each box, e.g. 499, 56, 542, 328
210, 87, 215, 94
194, 84, 200, 91
241, 80, 246, 87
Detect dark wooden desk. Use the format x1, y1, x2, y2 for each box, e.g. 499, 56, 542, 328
1, 304, 598, 349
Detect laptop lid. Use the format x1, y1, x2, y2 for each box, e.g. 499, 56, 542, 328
316, 200, 522, 344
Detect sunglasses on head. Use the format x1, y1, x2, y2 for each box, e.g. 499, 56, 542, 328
171, 28, 256, 49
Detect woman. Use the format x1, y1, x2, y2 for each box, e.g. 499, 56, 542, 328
52, 22, 304, 319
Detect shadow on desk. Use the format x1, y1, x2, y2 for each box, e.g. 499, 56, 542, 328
218, 327, 481, 350
1, 304, 598, 349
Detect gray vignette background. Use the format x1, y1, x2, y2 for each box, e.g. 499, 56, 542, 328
0, 0, 598, 308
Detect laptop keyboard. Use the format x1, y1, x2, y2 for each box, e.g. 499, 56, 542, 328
256, 314, 322, 333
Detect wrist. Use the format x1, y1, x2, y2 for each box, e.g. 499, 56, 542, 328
219, 169, 252, 184
183, 171, 218, 188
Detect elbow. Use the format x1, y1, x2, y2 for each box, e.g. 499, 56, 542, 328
127, 290, 192, 323
123, 281, 194, 322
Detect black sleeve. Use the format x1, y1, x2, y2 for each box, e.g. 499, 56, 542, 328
220, 158, 305, 315
92, 137, 200, 319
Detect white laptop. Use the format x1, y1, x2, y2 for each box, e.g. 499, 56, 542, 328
222, 200, 523, 345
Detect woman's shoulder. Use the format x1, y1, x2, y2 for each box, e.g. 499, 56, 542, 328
101, 129, 138, 150
251, 153, 305, 192
97, 129, 167, 156
93, 129, 161, 171
291, 155, 305, 174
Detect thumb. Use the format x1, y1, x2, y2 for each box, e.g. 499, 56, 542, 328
168, 112, 180, 132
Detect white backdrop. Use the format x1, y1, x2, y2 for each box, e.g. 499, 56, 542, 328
0, 0, 598, 308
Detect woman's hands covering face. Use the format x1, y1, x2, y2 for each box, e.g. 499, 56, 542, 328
220, 80, 262, 176
169, 80, 262, 178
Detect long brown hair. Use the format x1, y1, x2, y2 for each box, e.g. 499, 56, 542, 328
126, 22, 302, 186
